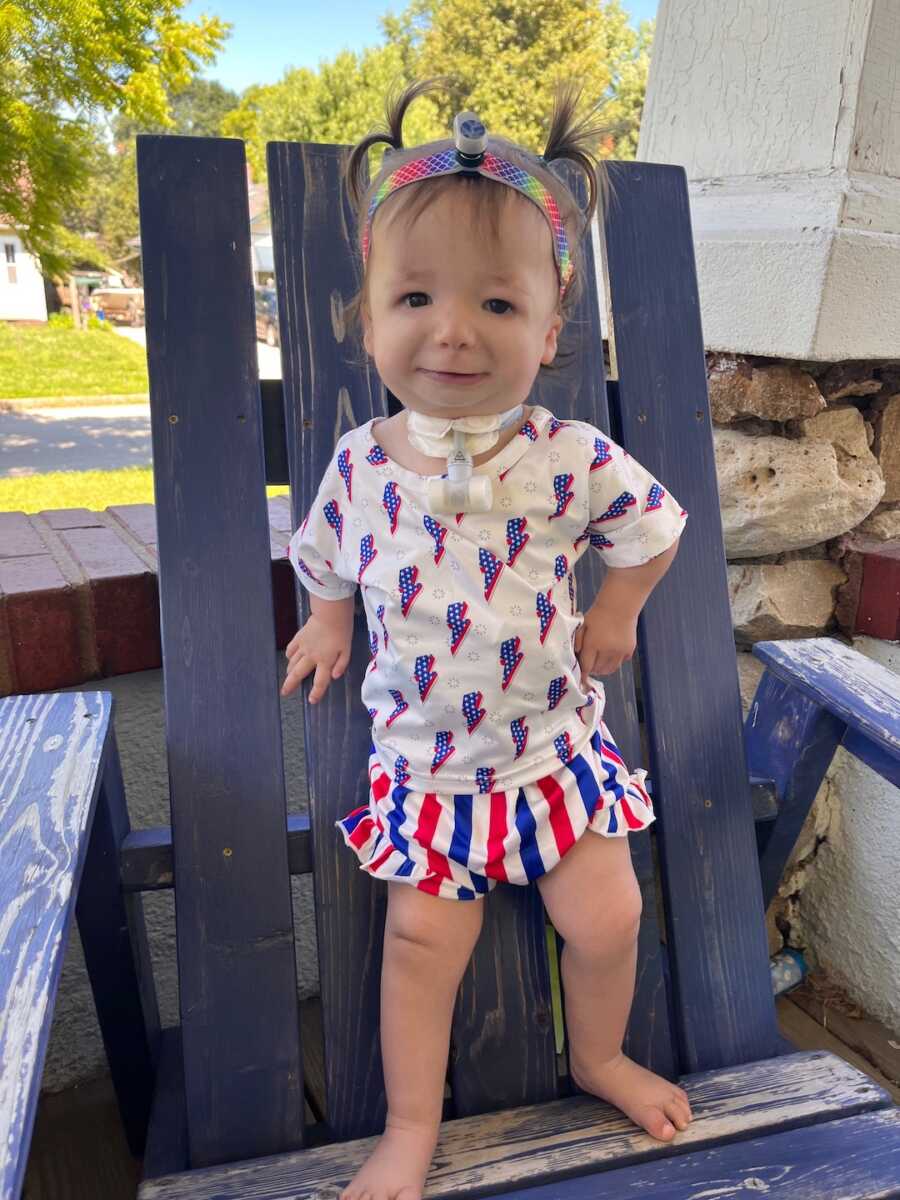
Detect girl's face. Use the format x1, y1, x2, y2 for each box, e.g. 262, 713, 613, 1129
362, 187, 564, 419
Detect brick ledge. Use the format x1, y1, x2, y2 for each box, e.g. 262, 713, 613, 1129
0, 497, 297, 695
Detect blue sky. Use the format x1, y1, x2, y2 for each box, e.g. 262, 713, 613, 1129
183, 0, 659, 95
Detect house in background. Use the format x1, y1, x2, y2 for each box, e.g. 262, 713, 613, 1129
0, 224, 48, 323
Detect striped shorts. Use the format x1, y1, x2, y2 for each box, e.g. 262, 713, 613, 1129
336, 719, 655, 901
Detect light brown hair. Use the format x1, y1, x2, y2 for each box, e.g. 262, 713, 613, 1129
343, 77, 617, 374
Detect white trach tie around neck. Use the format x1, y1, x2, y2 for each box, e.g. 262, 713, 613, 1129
405, 404, 525, 459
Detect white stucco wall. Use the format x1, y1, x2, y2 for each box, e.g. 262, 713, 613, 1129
638, 0, 900, 359
0, 230, 47, 322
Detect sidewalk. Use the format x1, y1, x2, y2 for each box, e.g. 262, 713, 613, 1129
1, 394, 149, 411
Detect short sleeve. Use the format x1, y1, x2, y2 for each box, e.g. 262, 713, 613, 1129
287, 447, 358, 601
587, 432, 689, 569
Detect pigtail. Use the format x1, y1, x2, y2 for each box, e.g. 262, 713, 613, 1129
344, 76, 454, 211
542, 80, 624, 224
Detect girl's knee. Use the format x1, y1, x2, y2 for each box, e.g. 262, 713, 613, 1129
557, 882, 642, 959
386, 884, 484, 960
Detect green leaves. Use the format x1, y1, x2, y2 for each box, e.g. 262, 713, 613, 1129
2, 0, 228, 273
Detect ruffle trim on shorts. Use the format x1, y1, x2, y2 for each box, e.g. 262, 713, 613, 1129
335, 720, 655, 901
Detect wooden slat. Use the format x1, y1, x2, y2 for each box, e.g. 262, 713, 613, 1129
600, 161, 783, 1073
137, 1051, 892, 1199
482, 1108, 900, 1200
142, 1028, 188, 1181
0, 691, 113, 1200
744, 671, 846, 908
267, 138, 388, 1141
136, 134, 304, 1168
76, 724, 159, 1157
752, 637, 900, 764
120, 813, 312, 892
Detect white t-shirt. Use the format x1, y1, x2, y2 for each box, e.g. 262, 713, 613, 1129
287, 405, 688, 794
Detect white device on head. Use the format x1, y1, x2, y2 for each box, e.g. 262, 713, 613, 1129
406, 405, 525, 513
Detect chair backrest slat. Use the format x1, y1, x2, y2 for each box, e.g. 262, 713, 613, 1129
137, 134, 304, 1168
601, 161, 782, 1073
268, 140, 389, 1139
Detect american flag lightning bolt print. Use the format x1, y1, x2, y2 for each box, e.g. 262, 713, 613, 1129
366, 442, 389, 466
462, 690, 486, 734
358, 532, 377, 582
383, 481, 401, 533
447, 601, 471, 654
323, 499, 343, 548
423, 515, 447, 564
510, 717, 529, 758
593, 491, 637, 523
414, 654, 438, 702
548, 473, 575, 521
337, 448, 353, 499
590, 437, 612, 471
506, 517, 529, 566
500, 636, 524, 690
536, 589, 557, 644
399, 565, 423, 616
478, 548, 504, 601
386, 689, 409, 727
547, 676, 568, 710
431, 730, 455, 774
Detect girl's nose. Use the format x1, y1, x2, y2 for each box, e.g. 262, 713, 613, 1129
433, 303, 476, 347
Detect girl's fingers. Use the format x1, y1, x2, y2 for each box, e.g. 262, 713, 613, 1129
332, 649, 350, 678
308, 660, 333, 704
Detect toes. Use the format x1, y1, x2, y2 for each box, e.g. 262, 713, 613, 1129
665, 1098, 691, 1131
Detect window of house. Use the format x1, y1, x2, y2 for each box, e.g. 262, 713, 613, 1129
4, 243, 16, 285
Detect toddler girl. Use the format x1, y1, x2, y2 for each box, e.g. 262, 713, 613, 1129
282, 78, 693, 1200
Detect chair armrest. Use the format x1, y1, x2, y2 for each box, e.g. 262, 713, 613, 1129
751, 637, 900, 770
0, 691, 114, 1200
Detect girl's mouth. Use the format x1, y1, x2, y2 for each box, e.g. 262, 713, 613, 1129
419, 369, 488, 386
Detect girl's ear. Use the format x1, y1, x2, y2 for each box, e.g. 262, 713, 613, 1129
541, 313, 564, 365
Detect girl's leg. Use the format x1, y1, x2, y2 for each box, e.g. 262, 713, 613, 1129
342, 882, 484, 1200
536, 831, 693, 1142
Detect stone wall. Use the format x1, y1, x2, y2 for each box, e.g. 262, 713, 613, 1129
709, 354, 897, 643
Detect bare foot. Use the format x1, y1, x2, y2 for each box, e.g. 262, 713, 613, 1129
571, 1051, 693, 1142
340, 1117, 439, 1200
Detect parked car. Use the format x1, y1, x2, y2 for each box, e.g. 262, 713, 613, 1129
90, 287, 145, 326
254, 285, 280, 347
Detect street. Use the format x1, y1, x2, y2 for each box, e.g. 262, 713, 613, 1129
0, 327, 283, 478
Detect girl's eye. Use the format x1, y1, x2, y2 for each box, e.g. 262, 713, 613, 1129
486, 298, 512, 315
403, 292, 429, 307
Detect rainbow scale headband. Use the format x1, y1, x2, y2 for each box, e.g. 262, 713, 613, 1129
361, 112, 574, 300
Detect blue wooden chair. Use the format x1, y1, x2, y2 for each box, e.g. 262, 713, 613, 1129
2, 132, 899, 1199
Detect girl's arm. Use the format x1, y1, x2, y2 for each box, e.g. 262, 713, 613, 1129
589, 539, 681, 621
575, 539, 681, 682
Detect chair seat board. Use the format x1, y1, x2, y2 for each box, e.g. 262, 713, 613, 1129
0, 691, 112, 1200
137, 1051, 892, 1199
137, 134, 304, 1168
752, 637, 900, 770
477, 1107, 900, 1200
601, 161, 783, 1074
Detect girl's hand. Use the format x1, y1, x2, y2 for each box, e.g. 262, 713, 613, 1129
281, 614, 352, 703
574, 599, 638, 686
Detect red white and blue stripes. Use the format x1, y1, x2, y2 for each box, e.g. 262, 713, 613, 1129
337, 720, 655, 901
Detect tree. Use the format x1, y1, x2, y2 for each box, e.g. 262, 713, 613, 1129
223, 0, 652, 184
380, 0, 651, 156
0, 0, 229, 274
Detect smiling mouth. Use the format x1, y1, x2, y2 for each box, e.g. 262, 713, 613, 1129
420, 368, 487, 380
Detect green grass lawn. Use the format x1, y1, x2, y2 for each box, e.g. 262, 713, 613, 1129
0, 466, 290, 514
0, 324, 150, 399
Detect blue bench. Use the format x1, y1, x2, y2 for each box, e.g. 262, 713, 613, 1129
2, 134, 898, 1197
